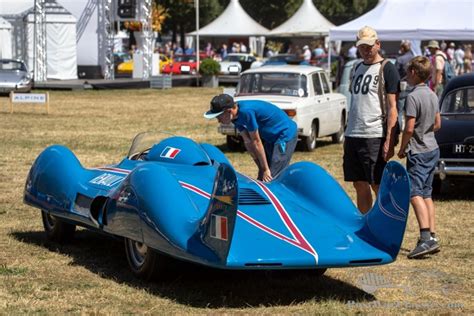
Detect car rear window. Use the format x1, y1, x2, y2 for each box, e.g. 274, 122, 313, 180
237, 72, 308, 97
440, 87, 474, 114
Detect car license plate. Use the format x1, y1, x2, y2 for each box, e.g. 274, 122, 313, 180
180, 65, 190, 72
453, 144, 474, 154
229, 66, 240, 74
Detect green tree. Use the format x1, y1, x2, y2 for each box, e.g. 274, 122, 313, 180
159, 0, 222, 48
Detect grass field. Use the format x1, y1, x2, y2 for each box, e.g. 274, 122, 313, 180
0, 88, 472, 314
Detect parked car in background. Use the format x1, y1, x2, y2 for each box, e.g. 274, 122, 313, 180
434, 73, 474, 193
218, 65, 347, 151
219, 53, 256, 76
162, 55, 198, 75
117, 54, 172, 76
0, 59, 33, 94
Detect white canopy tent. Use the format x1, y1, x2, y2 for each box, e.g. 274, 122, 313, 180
329, 0, 474, 41
0, 17, 12, 59
189, 0, 268, 36
1, 0, 78, 80
268, 0, 334, 37
188, 0, 269, 56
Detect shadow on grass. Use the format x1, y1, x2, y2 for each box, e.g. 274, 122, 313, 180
432, 178, 474, 201
11, 230, 374, 308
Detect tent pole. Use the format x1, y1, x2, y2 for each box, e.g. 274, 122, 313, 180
196, 0, 200, 85
327, 38, 331, 78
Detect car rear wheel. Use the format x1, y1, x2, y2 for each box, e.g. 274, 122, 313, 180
41, 210, 76, 243
124, 238, 169, 280
331, 113, 345, 144
302, 122, 317, 152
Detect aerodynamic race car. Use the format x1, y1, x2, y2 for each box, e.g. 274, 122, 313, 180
24, 132, 410, 280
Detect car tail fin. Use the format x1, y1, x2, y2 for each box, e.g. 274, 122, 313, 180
199, 163, 238, 264
357, 161, 410, 259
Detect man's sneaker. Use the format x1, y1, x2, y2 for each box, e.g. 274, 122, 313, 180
407, 239, 439, 259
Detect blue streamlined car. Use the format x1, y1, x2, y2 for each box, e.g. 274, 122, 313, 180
24, 132, 410, 280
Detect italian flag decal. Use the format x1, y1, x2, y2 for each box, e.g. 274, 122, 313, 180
210, 214, 228, 240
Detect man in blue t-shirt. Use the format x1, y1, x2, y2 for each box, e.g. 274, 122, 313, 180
204, 94, 297, 182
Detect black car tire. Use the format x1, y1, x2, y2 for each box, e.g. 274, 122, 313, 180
41, 210, 76, 243
302, 122, 317, 152
124, 238, 169, 280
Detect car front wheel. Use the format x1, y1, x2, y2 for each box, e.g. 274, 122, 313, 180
124, 238, 170, 280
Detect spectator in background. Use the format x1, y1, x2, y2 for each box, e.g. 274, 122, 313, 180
454, 44, 465, 75
174, 43, 183, 55
348, 44, 358, 59
205, 42, 213, 57
396, 41, 414, 79
313, 44, 325, 57
446, 42, 455, 66
464, 44, 472, 73
240, 42, 247, 53
302, 45, 311, 62
184, 44, 194, 55
220, 43, 228, 60
427, 40, 446, 96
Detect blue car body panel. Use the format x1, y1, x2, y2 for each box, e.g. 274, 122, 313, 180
24, 135, 410, 270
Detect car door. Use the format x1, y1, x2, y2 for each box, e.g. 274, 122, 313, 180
320, 71, 342, 136
310, 72, 333, 137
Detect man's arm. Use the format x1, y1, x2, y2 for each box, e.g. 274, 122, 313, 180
383, 93, 398, 161
240, 130, 272, 182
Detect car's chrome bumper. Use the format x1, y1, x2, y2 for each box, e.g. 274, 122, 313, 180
0, 83, 32, 93
435, 159, 474, 179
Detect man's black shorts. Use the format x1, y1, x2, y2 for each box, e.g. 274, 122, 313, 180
343, 137, 386, 184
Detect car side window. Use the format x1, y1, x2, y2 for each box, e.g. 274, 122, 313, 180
312, 73, 323, 95
321, 72, 331, 94
441, 88, 473, 113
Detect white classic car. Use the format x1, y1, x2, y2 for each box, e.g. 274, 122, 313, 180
219, 53, 257, 75
218, 65, 347, 151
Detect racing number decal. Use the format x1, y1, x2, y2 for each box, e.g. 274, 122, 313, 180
353, 74, 378, 95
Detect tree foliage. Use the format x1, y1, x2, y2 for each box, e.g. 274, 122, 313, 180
157, 0, 379, 46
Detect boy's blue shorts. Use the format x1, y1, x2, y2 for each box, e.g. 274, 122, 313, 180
407, 148, 440, 198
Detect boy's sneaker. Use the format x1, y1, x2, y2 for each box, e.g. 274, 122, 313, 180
429, 236, 441, 254
407, 239, 439, 259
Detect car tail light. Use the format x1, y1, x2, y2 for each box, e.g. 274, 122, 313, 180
284, 109, 297, 117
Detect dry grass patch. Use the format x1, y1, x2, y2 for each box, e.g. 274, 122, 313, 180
0, 88, 472, 314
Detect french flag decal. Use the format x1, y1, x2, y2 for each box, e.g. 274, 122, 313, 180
160, 146, 181, 159
210, 214, 228, 240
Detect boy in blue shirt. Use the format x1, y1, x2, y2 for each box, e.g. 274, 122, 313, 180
397, 56, 441, 259
204, 94, 297, 182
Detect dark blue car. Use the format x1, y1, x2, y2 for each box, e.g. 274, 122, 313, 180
434, 73, 474, 193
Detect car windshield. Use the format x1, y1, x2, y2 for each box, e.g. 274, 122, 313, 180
237, 72, 308, 97
224, 55, 245, 62
127, 131, 176, 158
268, 55, 298, 63
0, 60, 26, 72
440, 87, 474, 114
